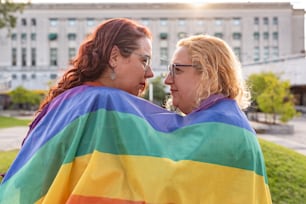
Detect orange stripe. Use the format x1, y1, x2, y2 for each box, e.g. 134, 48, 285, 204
67, 195, 145, 204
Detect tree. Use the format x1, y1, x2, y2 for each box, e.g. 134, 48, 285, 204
247, 72, 299, 124
0, 0, 28, 32
143, 75, 167, 107
9, 86, 43, 110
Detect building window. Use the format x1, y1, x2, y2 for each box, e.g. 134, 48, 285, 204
12, 48, 17, 66
178, 18, 186, 26
253, 32, 260, 40
272, 46, 279, 58
160, 18, 168, 26
68, 18, 76, 26
50, 48, 57, 66
31, 48, 36, 66
272, 32, 278, 40
50, 74, 58, 79
263, 46, 269, 60
67, 33, 77, 41
263, 32, 269, 40
11, 33, 17, 41
232, 32, 242, 40
254, 17, 259, 25
253, 46, 260, 62
233, 47, 241, 60
68, 47, 76, 60
31, 74, 36, 79
21, 33, 27, 42
22, 48, 27, 66
31, 33, 36, 41
86, 18, 95, 26
214, 32, 223, 39
160, 32, 168, 40
21, 18, 27, 26
263, 17, 269, 25
31, 18, 36, 26
273, 17, 278, 25
214, 18, 223, 26
178, 32, 188, 39
12, 74, 17, 79
141, 18, 150, 26
160, 47, 168, 65
232, 17, 241, 26
21, 74, 27, 80
49, 18, 58, 26
48, 33, 58, 41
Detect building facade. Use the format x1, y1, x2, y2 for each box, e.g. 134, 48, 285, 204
0, 2, 305, 92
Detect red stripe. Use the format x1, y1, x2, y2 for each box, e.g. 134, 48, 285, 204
67, 195, 146, 204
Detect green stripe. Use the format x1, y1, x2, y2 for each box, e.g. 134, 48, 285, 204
58, 109, 266, 178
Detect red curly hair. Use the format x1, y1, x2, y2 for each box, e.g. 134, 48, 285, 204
37, 18, 152, 114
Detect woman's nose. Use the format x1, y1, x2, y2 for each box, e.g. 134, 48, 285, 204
145, 66, 154, 78
164, 72, 173, 85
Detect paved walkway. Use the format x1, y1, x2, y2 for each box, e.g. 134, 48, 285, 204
255, 115, 306, 155
0, 114, 306, 155
0, 127, 27, 151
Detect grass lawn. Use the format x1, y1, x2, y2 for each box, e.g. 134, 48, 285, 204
0, 116, 31, 129
0, 116, 30, 183
0, 149, 19, 183
259, 139, 306, 204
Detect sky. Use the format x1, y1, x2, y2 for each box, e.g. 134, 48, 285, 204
11, 0, 306, 10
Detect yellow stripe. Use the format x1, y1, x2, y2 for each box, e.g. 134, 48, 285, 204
35, 154, 91, 204
38, 151, 271, 204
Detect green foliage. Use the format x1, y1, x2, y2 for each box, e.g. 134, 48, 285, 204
247, 72, 273, 100
143, 75, 167, 106
9, 86, 43, 109
259, 139, 306, 204
247, 72, 298, 123
0, 116, 31, 128
0, 0, 28, 32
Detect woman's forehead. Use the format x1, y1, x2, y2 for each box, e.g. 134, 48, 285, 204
172, 47, 191, 62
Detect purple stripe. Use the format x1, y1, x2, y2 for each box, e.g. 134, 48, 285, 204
191, 94, 227, 113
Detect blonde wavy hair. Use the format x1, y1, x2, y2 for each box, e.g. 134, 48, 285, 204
177, 35, 250, 110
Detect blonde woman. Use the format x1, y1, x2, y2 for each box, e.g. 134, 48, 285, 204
165, 34, 250, 114
164, 35, 272, 203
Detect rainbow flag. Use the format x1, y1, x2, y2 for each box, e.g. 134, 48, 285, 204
0, 85, 271, 204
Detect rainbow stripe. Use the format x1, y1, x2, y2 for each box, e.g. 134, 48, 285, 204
0, 85, 271, 204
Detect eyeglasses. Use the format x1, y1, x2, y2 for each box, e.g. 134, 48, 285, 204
167, 63, 193, 77
131, 52, 152, 72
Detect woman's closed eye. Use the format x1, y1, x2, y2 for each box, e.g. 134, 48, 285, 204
142, 58, 149, 66
174, 67, 184, 74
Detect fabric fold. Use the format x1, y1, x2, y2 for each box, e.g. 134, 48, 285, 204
0, 85, 271, 204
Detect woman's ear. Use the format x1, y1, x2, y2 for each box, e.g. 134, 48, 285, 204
109, 45, 120, 68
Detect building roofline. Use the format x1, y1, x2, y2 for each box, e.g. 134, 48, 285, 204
28, 2, 294, 10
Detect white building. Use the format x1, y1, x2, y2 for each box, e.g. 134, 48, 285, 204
0, 2, 305, 92
243, 54, 306, 107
